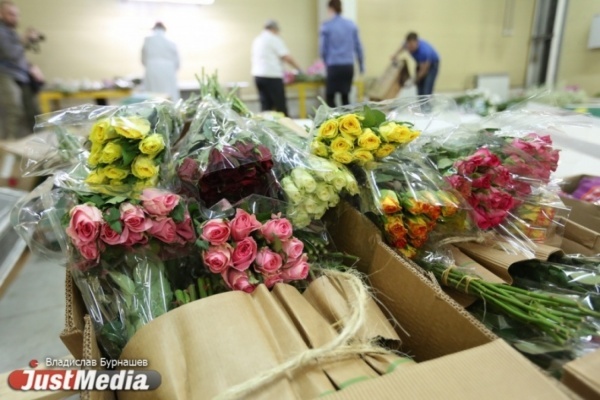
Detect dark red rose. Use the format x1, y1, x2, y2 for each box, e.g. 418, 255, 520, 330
177, 157, 201, 183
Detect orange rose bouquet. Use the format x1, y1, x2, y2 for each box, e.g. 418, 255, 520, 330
355, 154, 480, 259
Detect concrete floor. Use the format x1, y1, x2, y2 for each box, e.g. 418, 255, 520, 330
0, 252, 69, 373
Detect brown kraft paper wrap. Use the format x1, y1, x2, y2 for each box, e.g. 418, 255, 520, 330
115, 275, 406, 400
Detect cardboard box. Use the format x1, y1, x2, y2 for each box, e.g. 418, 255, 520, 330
562, 349, 600, 400
560, 218, 600, 256
560, 175, 600, 233
57, 202, 572, 400
367, 60, 410, 101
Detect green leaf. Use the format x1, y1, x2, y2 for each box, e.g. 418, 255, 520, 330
109, 220, 123, 234
121, 146, 137, 167
195, 239, 209, 251
106, 196, 127, 205
105, 207, 121, 223
361, 105, 386, 129
87, 194, 105, 208
271, 236, 283, 253
437, 158, 455, 170
375, 173, 395, 183
170, 202, 185, 223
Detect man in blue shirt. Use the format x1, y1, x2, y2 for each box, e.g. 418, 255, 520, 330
320, 0, 364, 107
393, 32, 439, 96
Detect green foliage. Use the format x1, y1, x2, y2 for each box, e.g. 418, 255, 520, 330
361, 105, 386, 129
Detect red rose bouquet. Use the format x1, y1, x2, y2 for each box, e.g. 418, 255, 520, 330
175, 98, 277, 206
422, 128, 565, 246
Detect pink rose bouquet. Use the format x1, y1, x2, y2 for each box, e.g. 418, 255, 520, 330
64, 188, 198, 268
197, 208, 310, 293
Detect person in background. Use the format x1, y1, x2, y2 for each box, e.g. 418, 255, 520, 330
142, 22, 180, 102
251, 20, 302, 116
0, 0, 44, 140
320, 0, 364, 107
392, 32, 439, 96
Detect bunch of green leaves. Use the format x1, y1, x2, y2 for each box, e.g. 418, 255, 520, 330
73, 250, 174, 359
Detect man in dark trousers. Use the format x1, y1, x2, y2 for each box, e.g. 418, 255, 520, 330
251, 20, 302, 116
392, 32, 439, 96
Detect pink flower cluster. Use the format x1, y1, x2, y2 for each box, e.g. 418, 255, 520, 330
200, 209, 310, 293
501, 134, 559, 185
65, 189, 196, 262
448, 148, 517, 230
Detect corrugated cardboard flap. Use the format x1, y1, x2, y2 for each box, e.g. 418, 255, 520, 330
562, 349, 600, 400
326, 339, 571, 400
563, 219, 600, 252
60, 270, 86, 360
369, 237, 496, 362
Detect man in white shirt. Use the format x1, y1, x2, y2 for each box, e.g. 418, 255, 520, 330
142, 22, 180, 102
251, 20, 301, 116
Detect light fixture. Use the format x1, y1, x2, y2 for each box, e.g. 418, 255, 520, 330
127, 0, 215, 5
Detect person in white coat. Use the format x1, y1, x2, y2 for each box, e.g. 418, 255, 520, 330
141, 22, 180, 102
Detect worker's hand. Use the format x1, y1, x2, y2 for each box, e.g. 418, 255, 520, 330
28, 64, 44, 83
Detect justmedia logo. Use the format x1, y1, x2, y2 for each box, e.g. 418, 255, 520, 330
8, 359, 161, 391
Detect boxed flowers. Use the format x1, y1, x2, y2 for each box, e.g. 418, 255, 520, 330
57, 202, 572, 400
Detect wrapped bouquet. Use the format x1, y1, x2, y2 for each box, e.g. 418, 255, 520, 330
175, 98, 277, 206
25, 101, 178, 197
310, 104, 421, 165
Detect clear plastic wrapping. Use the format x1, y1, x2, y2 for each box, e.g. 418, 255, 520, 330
71, 249, 174, 359
174, 98, 277, 206
23, 100, 179, 197
255, 118, 360, 227
353, 154, 481, 259
10, 177, 75, 260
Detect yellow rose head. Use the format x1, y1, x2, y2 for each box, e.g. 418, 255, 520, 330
139, 133, 166, 157
330, 137, 354, 153
378, 122, 398, 142
380, 189, 402, 214
310, 140, 330, 158
338, 114, 362, 137
357, 128, 381, 151
89, 119, 116, 144
399, 245, 418, 259
374, 143, 396, 159
331, 151, 354, 164
104, 166, 129, 181
388, 125, 421, 144
131, 156, 159, 179
98, 141, 123, 164
85, 169, 107, 186
352, 149, 374, 165
87, 149, 101, 168
113, 116, 151, 140
318, 119, 339, 140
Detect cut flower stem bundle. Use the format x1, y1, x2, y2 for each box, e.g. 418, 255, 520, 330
423, 261, 600, 345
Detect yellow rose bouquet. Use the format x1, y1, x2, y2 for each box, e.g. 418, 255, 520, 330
25, 101, 178, 197
83, 103, 176, 195
310, 105, 421, 165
